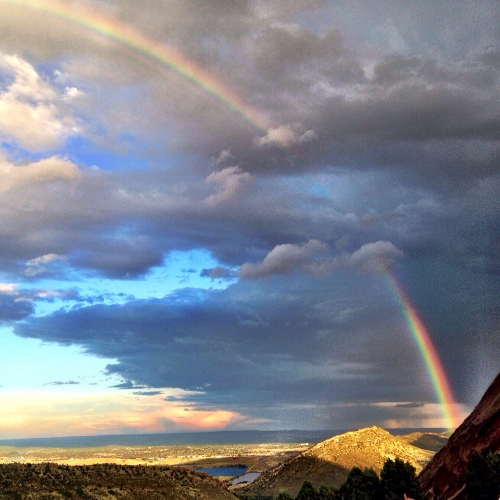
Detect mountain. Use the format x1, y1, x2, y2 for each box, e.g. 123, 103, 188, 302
240, 426, 435, 498
418, 372, 500, 500
396, 431, 450, 453
301, 426, 434, 473
0, 462, 237, 500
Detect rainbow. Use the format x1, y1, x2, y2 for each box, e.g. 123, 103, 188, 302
0, 0, 273, 136
385, 271, 462, 430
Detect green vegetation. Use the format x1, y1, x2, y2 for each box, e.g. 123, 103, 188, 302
236, 457, 424, 500
465, 451, 500, 500
377, 458, 423, 500
296, 481, 318, 500
336, 466, 378, 499
0, 462, 236, 500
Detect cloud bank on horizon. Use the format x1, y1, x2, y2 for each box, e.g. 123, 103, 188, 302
0, 0, 499, 438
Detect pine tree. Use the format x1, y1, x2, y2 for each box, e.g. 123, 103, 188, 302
296, 480, 319, 500
336, 466, 379, 500
318, 484, 338, 500
376, 458, 424, 500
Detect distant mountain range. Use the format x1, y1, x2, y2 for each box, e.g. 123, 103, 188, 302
0, 428, 445, 448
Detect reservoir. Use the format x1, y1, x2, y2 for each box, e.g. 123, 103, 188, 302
230, 472, 261, 484
195, 466, 247, 477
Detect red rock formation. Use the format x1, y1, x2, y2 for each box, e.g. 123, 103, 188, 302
418, 372, 500, 500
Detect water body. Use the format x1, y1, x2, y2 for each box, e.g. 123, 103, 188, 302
230, 472, 261, 484
0, 428, 445, 448
195, 466, 247, 477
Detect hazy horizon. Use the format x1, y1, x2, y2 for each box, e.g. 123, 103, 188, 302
0, 427, 449, 447
0, 0, 499, 439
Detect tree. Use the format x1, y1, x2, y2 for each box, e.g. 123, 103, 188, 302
336, 466, 379, 500
318, 484, 338, 500
376, 458, 424, 500
465, 451, 500, 500
275, 491, 294, 500
296, 480, 319, 500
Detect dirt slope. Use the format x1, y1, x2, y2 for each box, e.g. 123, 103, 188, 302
0, 462, 237, 500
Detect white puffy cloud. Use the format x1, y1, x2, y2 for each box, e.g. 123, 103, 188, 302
0, 54, 80, 151
348, 241, 404, 273
255, 124, 317, 148
240, 239, 327, 279
205, 166, 252, 206
24, 253, 67, 277
0, 283, 17, 294
0, 156, 80, 191
240, 240, 404, 279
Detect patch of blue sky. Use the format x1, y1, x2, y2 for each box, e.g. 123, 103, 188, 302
26, 249, 237, 317
0, 249, 236, 391
0, 67, 15, 88
0, 326, 118, 392
0, 141, 58, 163
65, 136, 150, 172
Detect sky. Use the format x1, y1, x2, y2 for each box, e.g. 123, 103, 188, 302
0, 0, 499, 439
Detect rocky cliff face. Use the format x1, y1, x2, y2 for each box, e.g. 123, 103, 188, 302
418, 372, 500, 500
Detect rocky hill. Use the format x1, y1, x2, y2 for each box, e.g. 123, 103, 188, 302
302, 426, 434, 473
0, 462, 237, 500
240, 426, 435, 498
418, 371, 500, 500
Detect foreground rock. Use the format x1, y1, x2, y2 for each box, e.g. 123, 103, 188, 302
418, 371, 500, 500
0, 462, 237, 500
241, 426, 435, 498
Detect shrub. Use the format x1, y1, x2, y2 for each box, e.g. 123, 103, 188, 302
465, 451, 500, 500
275, 491, 294, 500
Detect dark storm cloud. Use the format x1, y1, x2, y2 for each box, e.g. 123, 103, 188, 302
200, 267, 237, 280
110, 380, 147, 390
13, 269, 461, 415
0, 287, 83, 323
164, 395, 185, 402
132, 391, 163, 396
71, 237, 164, 279
0, 293, 33, 322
